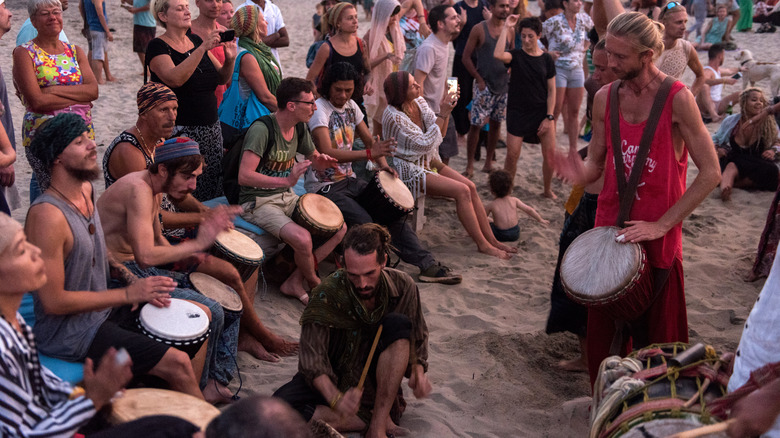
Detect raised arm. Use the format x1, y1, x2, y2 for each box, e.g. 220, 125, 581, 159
208, 39, 237, 86
494, 16, 515, 64
149, 36, 218, 88
238, 149, 309, 189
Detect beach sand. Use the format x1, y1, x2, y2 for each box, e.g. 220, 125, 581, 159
2, 0, 778, 435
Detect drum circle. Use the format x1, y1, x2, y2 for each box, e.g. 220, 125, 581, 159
137, 299, 210, 358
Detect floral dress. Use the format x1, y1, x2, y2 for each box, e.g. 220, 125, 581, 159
20, 41, 94, 191
542, 12, 593, 71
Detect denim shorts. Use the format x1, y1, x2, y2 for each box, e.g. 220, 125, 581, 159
555, 65, 585, 88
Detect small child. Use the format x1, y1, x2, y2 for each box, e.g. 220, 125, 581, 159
486, 170, 549, 242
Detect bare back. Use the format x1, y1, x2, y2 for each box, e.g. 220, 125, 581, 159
487, 197, 520, 229
97, 170, 162, 263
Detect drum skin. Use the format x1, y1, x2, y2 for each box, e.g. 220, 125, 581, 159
109, 388, 220, 431
189, 272, 243, 312
357, 170, 415, 225
210, 229, 264, 282
292, 193, 344, 246
560, 226, 653, 321
138, 299, 210, 357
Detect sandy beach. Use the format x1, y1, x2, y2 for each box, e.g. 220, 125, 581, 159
3, 0, 779, 435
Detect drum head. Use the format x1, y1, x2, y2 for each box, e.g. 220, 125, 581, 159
110, 388, 220, 431
299, 193, 344, 230
377, 170, 415, 209
140, 299, 209, 340
560, 226, 643, 302
214, 229, 264, 263
189, 272, 243, 312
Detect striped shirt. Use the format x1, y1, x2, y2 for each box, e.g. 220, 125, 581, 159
0, 313, 96, 437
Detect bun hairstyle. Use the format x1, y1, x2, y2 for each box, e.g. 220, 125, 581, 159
384, 71, 411, 110
607, 11, 665, 60
342, 223, 394, 265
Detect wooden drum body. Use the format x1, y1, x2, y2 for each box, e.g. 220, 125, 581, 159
109, 388, 220, 431
560, 226, 654, 321
357, 170, 415, 225
292, 193, 344, 247
137, 299, 210, 357
210, 229, 264, 282
592, 343, 729, 438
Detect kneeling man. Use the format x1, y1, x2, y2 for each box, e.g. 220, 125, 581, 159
274, 224, 432, 438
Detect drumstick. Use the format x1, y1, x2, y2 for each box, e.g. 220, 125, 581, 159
682, 360, 723, 408
358, 325, 383, 391
667, 419, 735, 438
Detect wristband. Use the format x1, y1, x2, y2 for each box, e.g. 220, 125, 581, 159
329, 391, 344, 410
366, 148, 373, 161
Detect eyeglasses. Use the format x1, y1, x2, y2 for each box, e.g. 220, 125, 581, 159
37, 9, 63, 17
291, 100, 316, 106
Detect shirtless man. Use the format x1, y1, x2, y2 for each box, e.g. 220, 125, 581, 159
98, 138, 298, 366
24, 113, 206, 401
555, 11, 720, 385
696, 43, 741, 123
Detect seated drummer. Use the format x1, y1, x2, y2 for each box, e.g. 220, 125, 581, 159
97, 138, 297, 398
103, 82, 209, 241
238, 77, 343, 305
0, 212, 200, 437
24, 114, 206, 401
306, 62, 461, 284
274, 224, 432, 438
306, 62, 461, 285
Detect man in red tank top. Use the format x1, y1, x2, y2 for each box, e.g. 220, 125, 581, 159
555, 12, 721, 386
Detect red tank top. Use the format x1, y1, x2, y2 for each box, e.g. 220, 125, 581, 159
595, 81, 687, 269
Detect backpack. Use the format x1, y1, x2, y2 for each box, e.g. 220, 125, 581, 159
221, 115, 308, 205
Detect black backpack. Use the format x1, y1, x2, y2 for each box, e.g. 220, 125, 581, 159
221, 115, 308, 204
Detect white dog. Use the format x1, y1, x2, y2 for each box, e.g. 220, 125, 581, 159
735, 49, 780, 97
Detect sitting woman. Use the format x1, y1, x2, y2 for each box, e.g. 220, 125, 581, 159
381, 71, 515, 259
714, 87, 780, 201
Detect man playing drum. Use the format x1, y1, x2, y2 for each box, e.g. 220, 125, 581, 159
98, 137, 297, 401
24, 114, 207, 401
238, 77, 344, 303
306, 62, 462, 285
554, 12, 720, 385
274, 224, 432, 438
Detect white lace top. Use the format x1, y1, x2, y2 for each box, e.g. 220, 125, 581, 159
381, 96, 442, 200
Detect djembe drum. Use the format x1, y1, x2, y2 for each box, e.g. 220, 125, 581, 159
560, 226, 654, 321
108, 388, 220, 431
137, 299, 210, 357
209, 229, 265, 282
292, 193, 344, 247
357, 170, 415, 225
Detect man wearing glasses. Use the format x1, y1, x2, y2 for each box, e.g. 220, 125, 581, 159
239, 77, 342, 304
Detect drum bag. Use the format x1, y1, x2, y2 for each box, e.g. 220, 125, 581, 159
607, 77, 675, 355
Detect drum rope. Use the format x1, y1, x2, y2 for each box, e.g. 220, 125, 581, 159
221, 346, 243, 401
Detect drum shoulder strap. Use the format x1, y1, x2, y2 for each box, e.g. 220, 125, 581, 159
611, 76, 676, 227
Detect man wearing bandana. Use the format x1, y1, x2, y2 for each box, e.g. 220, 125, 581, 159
23, 113, 206, 400
274, 224, 431, 438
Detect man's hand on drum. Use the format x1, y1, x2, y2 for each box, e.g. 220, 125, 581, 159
287, 160, 312, 186
128, 276, 175, 309
83, 347, 133, 410
618, 220, 669, 244
196, 209, 235, 249
727, 378, 780, 438
309, 153, 338, 172
370, 135, 397, 159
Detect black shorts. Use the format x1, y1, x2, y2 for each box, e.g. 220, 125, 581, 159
506, 107, 546, 143
133, 25, 156, 53
85, 305, 169, 375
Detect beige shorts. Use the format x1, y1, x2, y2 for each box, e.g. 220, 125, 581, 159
241, 190, 299, 239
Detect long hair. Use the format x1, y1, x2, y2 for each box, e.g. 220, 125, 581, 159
607, 11, 665, 60
383, 71, 410, 110
740, 87, 779, 151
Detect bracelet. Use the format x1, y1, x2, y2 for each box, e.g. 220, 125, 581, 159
329, 391, 344, 410
366, 148, 373, 161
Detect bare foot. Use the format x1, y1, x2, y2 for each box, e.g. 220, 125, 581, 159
265, 335, 299, 357
280, 271, 307, 300
542, 190, 558, 200
492, 241, 518, 253
479, 245, 512, 260
481, 166, 493, 173
202, 379, 234, 405
106, 75, 117, 82
387, 418, 410, 436
97, 77, 106, 85
557, 357, 588, 372
462, 168, 474, 179
238, 332, 280, 362
720, 185, 732, 201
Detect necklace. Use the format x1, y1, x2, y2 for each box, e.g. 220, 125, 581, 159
134, 124, 155, 161
49, 185, 96, 235
627, 70, 661, 96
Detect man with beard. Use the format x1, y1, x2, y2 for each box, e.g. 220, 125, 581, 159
98, 137, 298, 399
103, 82, 208, 241
554, 12, 720, 385
655, 2, 704, 96
24, 113, 207, 401
274, 224, 431, 438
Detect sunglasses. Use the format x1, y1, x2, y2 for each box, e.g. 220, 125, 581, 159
665, 1, 681, 8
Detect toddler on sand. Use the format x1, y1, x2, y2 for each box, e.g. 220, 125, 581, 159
486, 170, 549, 241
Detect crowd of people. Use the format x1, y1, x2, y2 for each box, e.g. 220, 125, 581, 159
1, 0, 780, 436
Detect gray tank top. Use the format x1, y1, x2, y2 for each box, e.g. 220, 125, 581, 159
31, 187, 111, 361
476, 21, 509, 95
